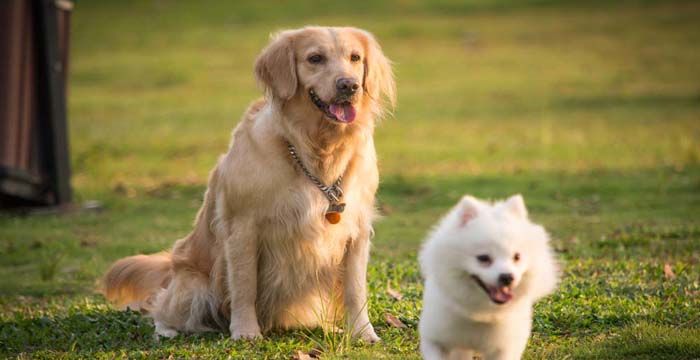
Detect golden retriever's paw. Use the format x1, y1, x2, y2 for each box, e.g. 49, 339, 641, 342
353, 325, 381, 344
154, 321, 178, 339
230, 322, 262, 341
360, 330, 381, 344
231, 330, 262, 340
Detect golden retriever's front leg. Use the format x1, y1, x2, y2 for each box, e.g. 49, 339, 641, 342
343, 232, 380, 343
223, 217, 262, 340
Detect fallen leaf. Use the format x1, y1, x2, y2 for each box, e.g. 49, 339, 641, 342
80, 239, 97, 248
379, 202, 394, 215
292, 350, 313, 360
387, 283, 403, 301
112, 182, 136, 198
664, 263, 676, 280
384, 313, 406, 328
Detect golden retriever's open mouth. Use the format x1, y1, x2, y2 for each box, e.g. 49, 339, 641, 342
471, 275, 513, 305
309, 89, 356, 123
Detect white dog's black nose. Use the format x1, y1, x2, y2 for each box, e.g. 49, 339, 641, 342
336, 77, 359, 95
498, 273, 514, 286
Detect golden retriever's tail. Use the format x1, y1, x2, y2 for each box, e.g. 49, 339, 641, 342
101, 252, 172, 311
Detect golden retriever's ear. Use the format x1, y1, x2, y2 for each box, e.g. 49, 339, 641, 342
354, 29, 396, 113
255, 31, 297, 101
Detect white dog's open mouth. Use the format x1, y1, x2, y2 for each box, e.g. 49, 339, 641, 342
471, 275, 513, 305
309, 89, 356, 123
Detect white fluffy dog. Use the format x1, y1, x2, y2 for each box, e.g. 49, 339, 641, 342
419, 194, 558, 360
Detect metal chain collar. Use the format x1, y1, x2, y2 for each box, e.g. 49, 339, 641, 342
286, 141, 344, 203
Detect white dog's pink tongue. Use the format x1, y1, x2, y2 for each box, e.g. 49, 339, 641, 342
329, 103, 356, 123
490, 287, 513, 304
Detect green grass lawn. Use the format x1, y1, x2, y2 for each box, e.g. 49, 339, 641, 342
2, 0, 700, 358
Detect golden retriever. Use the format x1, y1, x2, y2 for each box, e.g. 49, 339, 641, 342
102, 26, 395, 342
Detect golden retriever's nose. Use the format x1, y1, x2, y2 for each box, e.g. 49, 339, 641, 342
336, 77, 360, 96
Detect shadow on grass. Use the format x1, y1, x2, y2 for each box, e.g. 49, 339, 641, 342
0, 309, 159, 357
0, 307, 308, 358
0, 306, 357, 358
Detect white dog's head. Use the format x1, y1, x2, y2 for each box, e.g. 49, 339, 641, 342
421, 194, 558, 309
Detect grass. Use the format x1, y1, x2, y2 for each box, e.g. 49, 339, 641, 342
1, 0, 700, 358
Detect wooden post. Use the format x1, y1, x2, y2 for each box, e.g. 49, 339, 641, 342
36, 0, 72, 205
0, 0, 73, 208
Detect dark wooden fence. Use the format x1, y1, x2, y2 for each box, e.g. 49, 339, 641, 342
0, 0, 72, 208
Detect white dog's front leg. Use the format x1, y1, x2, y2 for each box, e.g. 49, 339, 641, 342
483, 348, 521, 360
420, 338, 447, 360
343, 232, 379, 343
223, 218, 262, 340
448, 348, 476, 360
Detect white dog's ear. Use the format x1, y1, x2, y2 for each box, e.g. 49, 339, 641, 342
255, 31, 298, 101
458, 195, 481, 226
352, 29, 396, 114
504, 194, 528, 219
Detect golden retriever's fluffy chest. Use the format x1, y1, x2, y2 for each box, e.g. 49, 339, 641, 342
254, 183, 368, 329
258, 182, 363, 278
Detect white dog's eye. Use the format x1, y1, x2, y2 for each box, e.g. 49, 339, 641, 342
350, 54, 361, 62
308, 54, 325, 64
514, 252, 521, 262
476, 254, 492, 265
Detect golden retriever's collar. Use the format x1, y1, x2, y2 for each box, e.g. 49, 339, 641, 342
286, 141, 346, 224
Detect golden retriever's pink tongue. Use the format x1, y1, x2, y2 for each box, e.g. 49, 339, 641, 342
329, 103, 356, 123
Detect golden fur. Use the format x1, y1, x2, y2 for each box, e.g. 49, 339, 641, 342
102, 26, 395, 341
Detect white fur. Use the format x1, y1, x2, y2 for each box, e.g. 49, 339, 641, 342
419, 194, 559, 360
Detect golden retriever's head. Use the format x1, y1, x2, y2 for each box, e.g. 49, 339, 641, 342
255, 26, 395, 125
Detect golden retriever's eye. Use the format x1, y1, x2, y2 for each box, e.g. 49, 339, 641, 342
350, 54, 361, 62
308, 54, 325, 64
476, 254, 492, 265
513, 252, 521, 262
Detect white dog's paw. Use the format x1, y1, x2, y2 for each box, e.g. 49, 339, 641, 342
230, 322, 262, 341
154, 321, 178, 339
